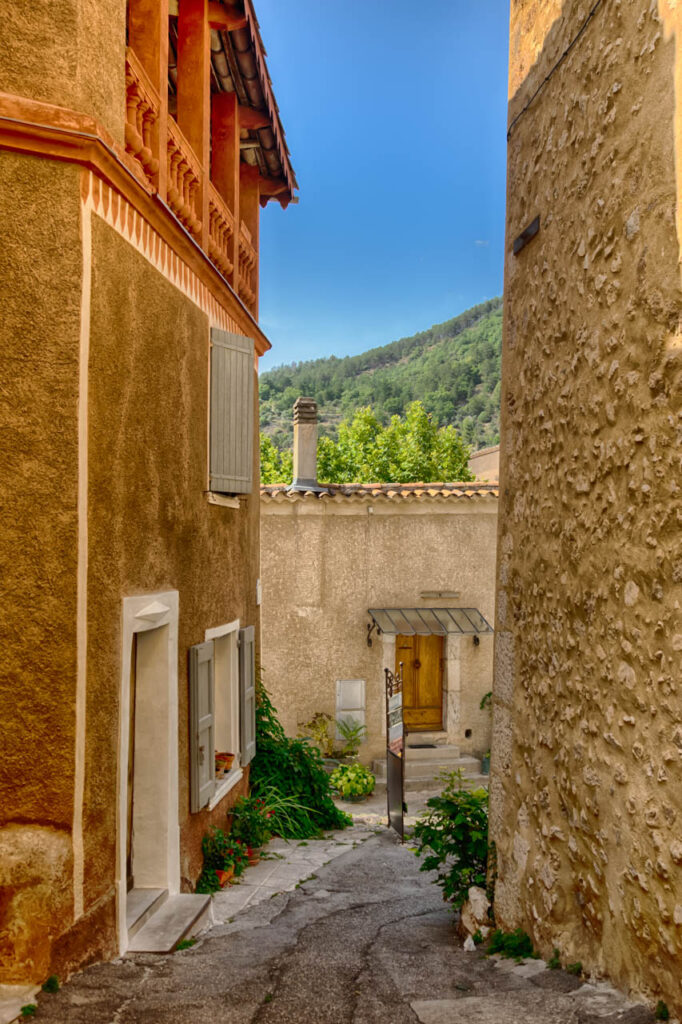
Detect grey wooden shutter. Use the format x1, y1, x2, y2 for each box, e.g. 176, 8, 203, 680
210, 328, 254, 494
239, 626, 256, 766
189, 641, 215, 812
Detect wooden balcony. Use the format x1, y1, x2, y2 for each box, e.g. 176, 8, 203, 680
124, 36, 260, 318
207, 183, 235, 279
238, 221, 257, 313
166, 116, 202, 240
124, 48, 161, 185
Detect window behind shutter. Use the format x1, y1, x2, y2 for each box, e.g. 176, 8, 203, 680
239, 626, 256, 766
189, 641, 215, 812
210, 328, 254, 494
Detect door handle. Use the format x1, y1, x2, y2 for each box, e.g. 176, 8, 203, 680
199, 744, 205, 765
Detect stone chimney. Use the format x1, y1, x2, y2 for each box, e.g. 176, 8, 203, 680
289, 397, 325, 493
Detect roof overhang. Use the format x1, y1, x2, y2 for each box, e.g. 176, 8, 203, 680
368, 607, 494, 637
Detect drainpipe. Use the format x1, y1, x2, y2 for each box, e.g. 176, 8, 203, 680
289, 396, 326, 493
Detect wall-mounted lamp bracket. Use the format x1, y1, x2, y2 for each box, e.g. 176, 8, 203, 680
367, 620, 382, 647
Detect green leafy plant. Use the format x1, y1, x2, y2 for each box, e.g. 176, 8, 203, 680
412, 769, 489, 908
250, 681, 351, 837
230, 795, 273, 849
566, 962, 582, 976
479, 691, 492, 711
175, 938, 196, 951
472, 930, 484, 945
20, 1007, 37, 1018
336, 716, 367, 757
42, 975, 59, 993
547, 948, 561, 970
488, 928, 538, 959
297, 712, 335, 757
330, 763, 375, 801
655, 1001, 670, 1021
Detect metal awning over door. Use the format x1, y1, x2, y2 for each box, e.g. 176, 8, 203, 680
368, 607, 493, 637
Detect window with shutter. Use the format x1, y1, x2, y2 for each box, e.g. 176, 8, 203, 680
210, 328, 255, 495
189, 642, 215, 812
239, 626, 256, 766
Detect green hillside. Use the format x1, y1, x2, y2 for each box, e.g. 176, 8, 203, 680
259, 297, 503, 451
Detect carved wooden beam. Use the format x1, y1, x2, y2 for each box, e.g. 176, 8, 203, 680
208, 2, 248, 30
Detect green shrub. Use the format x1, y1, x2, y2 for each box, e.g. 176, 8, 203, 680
412, 769, 489, 908
655, 1002, 670, 1021
330, 763, 375, 801
42, 975, 60, 993
20, 1008, 37, 1018
250, 682, 351, 837
488, 928, 537, 959
566, 962, 582, 976
547, 948, 561, 970
230, 795, 273, 849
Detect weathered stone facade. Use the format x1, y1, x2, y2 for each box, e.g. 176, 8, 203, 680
491, 0, 682, 1015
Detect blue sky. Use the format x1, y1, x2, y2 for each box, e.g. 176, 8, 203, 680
256, 1, 510, 370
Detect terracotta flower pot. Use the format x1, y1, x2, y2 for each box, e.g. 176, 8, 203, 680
247, 847, 262, 866
216, 752, 235, 772
215, 867, 234, 888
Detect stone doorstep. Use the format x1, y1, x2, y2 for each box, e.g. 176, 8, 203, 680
126, 887, 168, 939
126, 894, 211, 954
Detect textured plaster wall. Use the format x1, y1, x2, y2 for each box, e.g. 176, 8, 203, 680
260, 499, 497, 761
86, 217, 261, 908
492, 0, 682, 1014
0, 0, 126, 143
0, 155, 81, 982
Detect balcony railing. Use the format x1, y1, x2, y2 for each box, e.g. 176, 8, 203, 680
124, 41, 259, 315
238, 221, 257, 311
124, 48, 161, 184
166, 116, 202, 240
208, 182, 235, 279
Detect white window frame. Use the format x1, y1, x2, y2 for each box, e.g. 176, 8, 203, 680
205, 619, 243, 809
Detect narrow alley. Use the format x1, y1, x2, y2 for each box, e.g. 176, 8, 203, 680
31, 826, 654, 1024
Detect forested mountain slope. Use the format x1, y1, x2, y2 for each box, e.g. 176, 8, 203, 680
259, 297, 502, 450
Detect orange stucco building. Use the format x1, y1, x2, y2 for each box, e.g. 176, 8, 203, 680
0, 0, 295, 986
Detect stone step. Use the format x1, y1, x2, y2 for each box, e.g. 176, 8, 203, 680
405, 732, 448, 747
126, 888, 168, 940
405, 744, 462, 762
127, 894, 212, 954
372, 755, 483, 787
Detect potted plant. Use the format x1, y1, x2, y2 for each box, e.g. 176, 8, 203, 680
334, 716, 367, 761
215, 752, 235, 776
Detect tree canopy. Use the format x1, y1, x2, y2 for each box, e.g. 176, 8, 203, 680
260, 402, 473, 485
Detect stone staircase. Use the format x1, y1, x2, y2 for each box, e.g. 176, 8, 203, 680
372, 733, 489, 792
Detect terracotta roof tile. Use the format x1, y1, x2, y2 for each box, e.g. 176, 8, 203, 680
261, 481, 499, 502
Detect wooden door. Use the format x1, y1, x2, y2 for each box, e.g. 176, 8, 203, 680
396, 634, 443, 731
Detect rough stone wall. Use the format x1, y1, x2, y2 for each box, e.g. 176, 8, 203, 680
261, 498, 497, 762
0, 0, 126, 143
0, 156, 82, 983
491, 0, 682, 1014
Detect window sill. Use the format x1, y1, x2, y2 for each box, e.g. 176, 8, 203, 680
207, 492, 241, 509
208, 766, 243, 810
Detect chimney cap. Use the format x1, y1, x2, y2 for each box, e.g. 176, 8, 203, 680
293, 396, 318, 424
